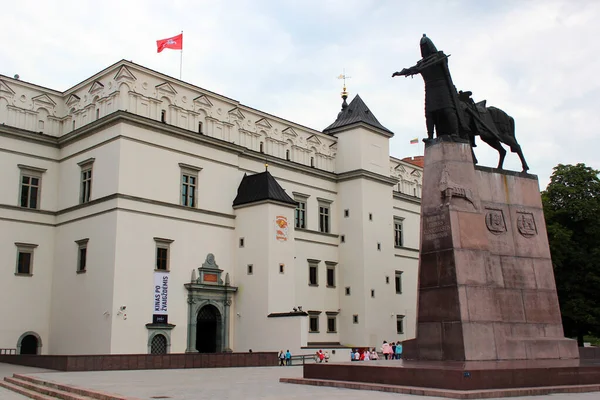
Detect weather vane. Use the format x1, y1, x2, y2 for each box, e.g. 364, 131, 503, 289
337, 69, 351, 98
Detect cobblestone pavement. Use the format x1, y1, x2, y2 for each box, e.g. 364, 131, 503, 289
15, 365, 600, 400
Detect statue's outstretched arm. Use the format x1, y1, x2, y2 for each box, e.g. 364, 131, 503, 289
392, 64, 419, 78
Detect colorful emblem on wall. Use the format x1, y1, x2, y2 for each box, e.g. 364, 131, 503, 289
275, 216, 288, 241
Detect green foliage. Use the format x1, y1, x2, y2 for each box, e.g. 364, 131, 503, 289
542, 163, 600, 345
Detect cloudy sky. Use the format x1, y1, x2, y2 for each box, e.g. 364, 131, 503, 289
2, 0, 598, 188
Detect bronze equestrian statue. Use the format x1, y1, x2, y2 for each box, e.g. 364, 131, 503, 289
458, 91, 529, 173
392, 34, 529, 173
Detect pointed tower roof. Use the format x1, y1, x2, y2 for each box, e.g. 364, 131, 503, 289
323, 94, 393, 136
233, 170, 297, 208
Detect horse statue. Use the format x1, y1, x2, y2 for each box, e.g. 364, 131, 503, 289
458, 91, 529, 173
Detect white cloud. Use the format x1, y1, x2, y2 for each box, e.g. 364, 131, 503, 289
2, 0, 598, 187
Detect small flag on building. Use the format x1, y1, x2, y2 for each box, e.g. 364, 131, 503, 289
410, 137, 419, 144
157, 33, 183, 53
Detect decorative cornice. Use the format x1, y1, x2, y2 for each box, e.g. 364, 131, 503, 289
337, 169, 398, 186
325, 121, 394, 138
392, 191, 422, 205
296, 228, 339, 239
145, 323, 176, 330
267, 311, 308, 318
0, 192, 237, 220
232, 198, 297, 210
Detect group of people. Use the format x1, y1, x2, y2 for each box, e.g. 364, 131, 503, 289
351, 340, 403, 361
351, 348, 378, 361
315, 349, 330, 363
278, 349, 292, 366
381, 340, 403, 359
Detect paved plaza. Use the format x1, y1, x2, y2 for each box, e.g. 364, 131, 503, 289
0, 362, 599, 400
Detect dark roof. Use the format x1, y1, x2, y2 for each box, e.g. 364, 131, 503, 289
323, 94, 393, 135
233, 170, 297, 207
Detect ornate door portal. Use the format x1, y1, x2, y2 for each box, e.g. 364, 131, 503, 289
185, 254, 237, 353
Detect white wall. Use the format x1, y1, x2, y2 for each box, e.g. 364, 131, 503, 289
0, 221, 54, 353
49, 212, 117, 354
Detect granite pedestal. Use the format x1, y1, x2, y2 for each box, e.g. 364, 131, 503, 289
403, 138, 577, 361
288, 138, 600, 398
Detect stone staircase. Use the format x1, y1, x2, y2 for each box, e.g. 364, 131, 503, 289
0, 374, 139, 400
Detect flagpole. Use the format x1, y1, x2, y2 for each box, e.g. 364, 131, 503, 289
179, 30, 183, 80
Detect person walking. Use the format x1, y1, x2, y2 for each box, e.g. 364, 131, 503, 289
381, 341, 391, 360
371, 348, 379, 360
396, 341, 403, 360
279, 350, 285, 366
285, 349, 292, 366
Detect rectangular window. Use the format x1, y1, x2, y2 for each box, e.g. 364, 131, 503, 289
154, 238, 173, 271
327, 316, 336, 333
181, 174, 197, 207
396, 315, 405, 334
394, 218, 404, 248
326, 264, 335, 287
17, 252, 32, 274
295, 199, 306, 229
81, 168, 92, 203
344, 209, 349, 218
279, 264, 285, 274
345, 287, 351, 295
340, 235, 345, 243
386, 276, 390, 284
377, 243, 381, 251
309, 315, 319, 332
180, 164, 202, 208
371, 289, 375, 298
15, 243, 37, 276
369, 213, 373, 221
76, 239, 89, 273
353, 315, 359, 324
309, 262, 318, 286
395, 271, 403, 294
239, 238, 245, 248
247, 264, 253, 275
18, 165, 46, 210
78, 158, 95, 205
20, 176, 40, 209
319, 204, 330, 233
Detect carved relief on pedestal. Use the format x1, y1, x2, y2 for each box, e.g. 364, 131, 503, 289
516, 211, 537, 238
485, 208, 507, 235
439, 166, 477, 210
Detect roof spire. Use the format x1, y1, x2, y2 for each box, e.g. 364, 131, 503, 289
337, 69, 351, 109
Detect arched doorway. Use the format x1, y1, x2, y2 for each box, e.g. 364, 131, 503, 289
20, 334, 39, 355
196, 304, 222, 353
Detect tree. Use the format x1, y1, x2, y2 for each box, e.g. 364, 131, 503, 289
542, 163, 600, 346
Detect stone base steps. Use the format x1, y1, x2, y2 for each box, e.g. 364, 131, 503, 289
0, 374, 140, 400
281, 377, 600, 399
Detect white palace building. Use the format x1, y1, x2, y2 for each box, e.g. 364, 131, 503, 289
0, 60, 423, 356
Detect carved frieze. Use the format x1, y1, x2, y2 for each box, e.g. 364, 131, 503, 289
439, 167, 477, 209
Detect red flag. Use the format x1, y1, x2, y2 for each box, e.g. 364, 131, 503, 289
157, 34, 183, 53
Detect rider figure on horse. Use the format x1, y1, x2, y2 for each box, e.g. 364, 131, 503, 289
392, 34, 469, 143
